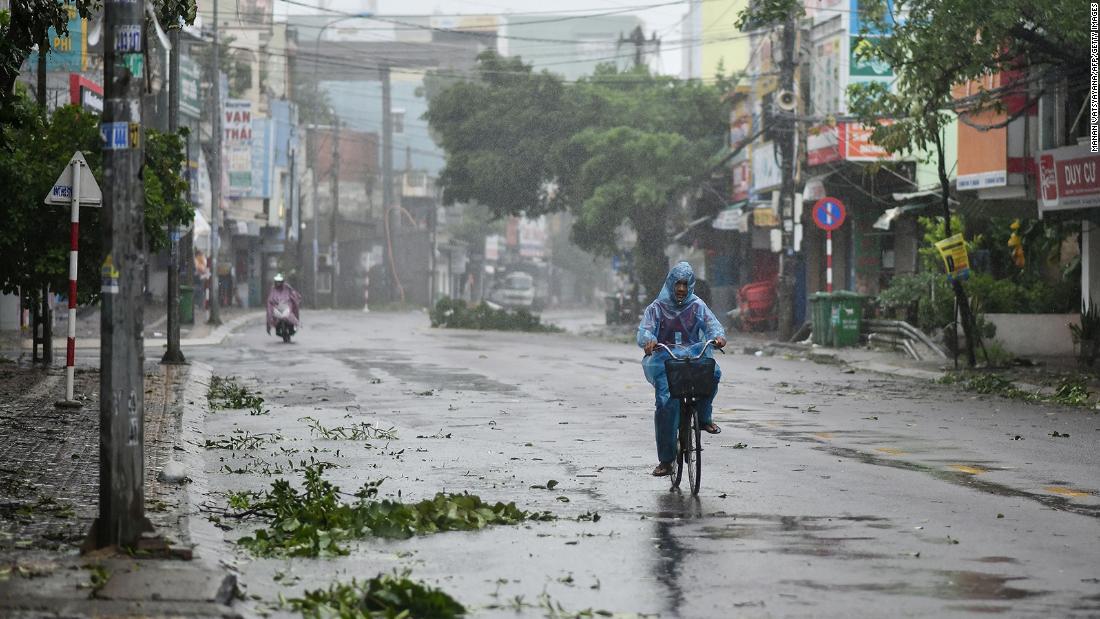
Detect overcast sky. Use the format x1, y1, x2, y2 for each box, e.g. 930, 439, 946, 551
276, 0, 691, 75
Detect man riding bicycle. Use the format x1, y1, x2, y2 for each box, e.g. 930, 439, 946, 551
638, 262, 726, 477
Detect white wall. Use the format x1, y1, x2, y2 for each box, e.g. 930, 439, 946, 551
987, 313, 1079, 357
0, 292, 19, 331
1083, 220, 1100, 307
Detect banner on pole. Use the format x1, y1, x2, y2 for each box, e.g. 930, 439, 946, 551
934, 234, 970, 281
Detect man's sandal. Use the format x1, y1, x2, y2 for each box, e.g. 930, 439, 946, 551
652, 463, 673, 477
702, 423, 721, 434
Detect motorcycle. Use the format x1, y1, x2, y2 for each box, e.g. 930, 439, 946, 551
272, 302, 296, 343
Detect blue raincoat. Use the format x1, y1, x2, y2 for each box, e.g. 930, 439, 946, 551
637, 262, 726, 464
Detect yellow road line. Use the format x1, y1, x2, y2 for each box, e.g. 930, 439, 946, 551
949, 464, 986, 475
1044, 486, 1091, 497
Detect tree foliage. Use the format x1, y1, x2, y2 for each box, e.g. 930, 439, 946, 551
0, 0, 93, 116
847, 0, 1087, 159
0, 89, 192, 302
1, 0, 198, 120
424, 52, 728, 296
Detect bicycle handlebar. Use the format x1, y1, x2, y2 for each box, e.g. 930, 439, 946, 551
653, 339, 725, 360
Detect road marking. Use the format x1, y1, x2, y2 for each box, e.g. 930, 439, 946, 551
876, 447, 906, 455
949, 464, 986, 475
1044, 486, 1091, 497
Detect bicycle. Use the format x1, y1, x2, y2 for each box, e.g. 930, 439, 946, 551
655, 339, 723, 495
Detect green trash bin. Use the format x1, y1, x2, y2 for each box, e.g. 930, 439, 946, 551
809, 292, 833, 346
179, 285, 194, 325
829, 291, 865, 347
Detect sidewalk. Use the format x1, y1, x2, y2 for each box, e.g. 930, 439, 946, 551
733, 330, 1100, 402
587, 319, 1100, 399
0, 357, 239, 616
1, 306, 264, 360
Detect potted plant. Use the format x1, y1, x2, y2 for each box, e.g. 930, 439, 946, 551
1069, 298, 1100, 367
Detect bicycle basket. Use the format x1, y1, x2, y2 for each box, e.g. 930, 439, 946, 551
664, 357, 717, 399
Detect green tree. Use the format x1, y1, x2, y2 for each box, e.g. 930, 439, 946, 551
424, 52, 727, 296
0, 0, 92, 118
0, 90, 193, 303
1, 0, 198, 121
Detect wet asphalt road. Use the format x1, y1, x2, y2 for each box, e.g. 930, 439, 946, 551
187, 310, 1100, 618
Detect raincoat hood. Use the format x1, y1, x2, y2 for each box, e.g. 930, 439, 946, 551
657, 261, 697, 309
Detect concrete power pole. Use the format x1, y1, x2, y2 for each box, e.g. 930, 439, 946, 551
381, 66, 402, 302
162, 25, 186, 364
331, 118, 340, 308
208, 0, 223, 326
775, 10, 799, 341
311, 128, 320, 306
96, 0, 148, 548
35, 35, 53, 366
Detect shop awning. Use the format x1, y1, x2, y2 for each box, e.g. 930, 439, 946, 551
712, 201, 748, 231
671, 215, 712, 243
192, 209, 211, 237
873, 203, 934, 230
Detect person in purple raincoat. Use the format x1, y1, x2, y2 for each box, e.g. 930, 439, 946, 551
637, 262, 726, 477
266, 273, 301, 335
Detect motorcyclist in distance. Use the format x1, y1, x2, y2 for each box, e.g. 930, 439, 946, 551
266, 273, 301, 336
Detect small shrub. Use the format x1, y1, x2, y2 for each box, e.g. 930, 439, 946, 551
430, 297, 561, 333
208, 376, 266, 414
233, 465, 554, 557
286, 571, 466, 619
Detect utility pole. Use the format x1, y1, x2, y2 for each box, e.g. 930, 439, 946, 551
381, 65, 402, 302
35, 35, 53, 366
162, 24, 186, 364
37, 35, 47, 107
96, 0, 148, 548
208, 0, 223, 326
311, 127, 320, 306
775, 9, 799, 341
618, 26, 659, 70
330, 118, 340, 308
287, 147, 296, 277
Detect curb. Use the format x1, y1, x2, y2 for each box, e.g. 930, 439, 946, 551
176, 362, 238, 578
16, 311, 266, 352
178, 312, 266, 348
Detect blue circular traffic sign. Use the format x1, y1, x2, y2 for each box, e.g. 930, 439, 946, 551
813, 197, 846, 231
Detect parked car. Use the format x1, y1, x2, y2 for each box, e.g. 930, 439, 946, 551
489, 272, 535, 309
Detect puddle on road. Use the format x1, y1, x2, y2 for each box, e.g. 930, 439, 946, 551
338, 356, 517, 393
727, 418, 1100, 520
696, 513, 892, 560
821, 444, 1100, 519
785, 570, 1044, 601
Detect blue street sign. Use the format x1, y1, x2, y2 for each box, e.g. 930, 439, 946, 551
813, 197, 847, 231
101, 122, 130, 151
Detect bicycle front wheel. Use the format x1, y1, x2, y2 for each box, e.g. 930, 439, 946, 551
685, 404, 702, 495
672, 400, 690, 490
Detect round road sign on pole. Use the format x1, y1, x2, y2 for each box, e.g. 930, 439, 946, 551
813, 197, 846, 231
